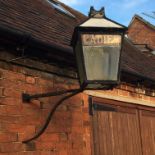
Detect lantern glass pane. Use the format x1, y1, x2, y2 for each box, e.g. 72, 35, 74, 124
82, 34, 121, 81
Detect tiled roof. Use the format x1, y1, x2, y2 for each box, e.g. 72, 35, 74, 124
121, 38, 155, 81
0, 0, 86, 50
1, 0, 155, 83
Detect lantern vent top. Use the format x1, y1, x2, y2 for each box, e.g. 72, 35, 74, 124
89, 6, 105, 18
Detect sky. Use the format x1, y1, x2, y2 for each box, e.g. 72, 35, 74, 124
59, 0, 155, 26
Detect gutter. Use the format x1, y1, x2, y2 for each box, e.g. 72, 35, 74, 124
121, 69, 155, 87
0, 24, 75, 67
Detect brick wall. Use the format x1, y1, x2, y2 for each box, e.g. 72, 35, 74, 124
0, 52, 92, 155
128, 17, 155, 49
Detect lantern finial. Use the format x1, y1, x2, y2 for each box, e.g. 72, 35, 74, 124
89, 6, 105, 18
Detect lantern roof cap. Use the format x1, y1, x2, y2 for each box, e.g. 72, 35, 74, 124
80, 6, 126, 29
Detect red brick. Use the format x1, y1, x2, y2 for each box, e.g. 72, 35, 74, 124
71, 111, 83, 121
0, 133, 17, 143
59, 133, 68, 142
18, 130, 35, 142
21, 83, 42, 94
53, 83, 69, 90
3, 88, 21, 98
47, 116, 71, 133
142, 95, 150, 101
40, 151, 55, 155
0, 105, 22, 116
0, 115, 20, 124
129, 92, 138, 98
26, 76, 36, 84
57, 149, 68, 155
0, 63, 92, 155
23, 100, 41, 109
67, 95, 83, 107
0, 114, 41, 125
0, 123, 35, 134
40, 151, 56, 155
0, 97, 21, 105
1, 69, 25, 82
55, 142, 68, 150
21, 106, 41, 116
71, 126, 84, 134
105, 89, 118, 96
126, 85, 135, 92
119, 84, 127, 90
118, 90, 129, 97
18, 115, 42, 125
35, 142, 56, 150
37, 78, 53, 87
10, 152, 41, 155
0, 87, 4, 97
149, 96, 155, 102
39, 133, 59, 142
0, 79, 23, 91
69, 149, 83, 155
69, 133, 83, 146
0, 142, 24, 153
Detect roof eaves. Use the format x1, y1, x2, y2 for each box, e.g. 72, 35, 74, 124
122, 38, 155, 83
0, 24, 75, 67
0, 24, 73, 54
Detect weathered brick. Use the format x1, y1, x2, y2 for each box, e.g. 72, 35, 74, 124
69, 149, 83, 155
26, 76, 36, 84
39, 133, 59, 142
0, 115, 20, 124
21, 106, 41, 116
0, 133, 17, 143
0, 142, 24, 153
3, 89, 21, 98
126, 85, 135, 92
18, 129, 36, 142
0, 105, 22, 116
24, 142, 36, 151
0, 123, 35, 133
118, 90, 129, 97
0, 87, 4, 97
0, 97, 21, 105
0, 69, 25, 82
57, 149, 68, 155
142, 95, 150, 101
59, 133, 68, 142
37, 78, 53, 87
35, 142, 56, 151
0, 56, 90, 155
40, 151, 55, 155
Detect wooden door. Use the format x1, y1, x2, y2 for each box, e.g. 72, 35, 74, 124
139, 110, 155, 155
92, 102, 142, 155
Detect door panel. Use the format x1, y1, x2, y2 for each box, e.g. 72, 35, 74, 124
140, 110, 155, 155
92, 103, 142, 155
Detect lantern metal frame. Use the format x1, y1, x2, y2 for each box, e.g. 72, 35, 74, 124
72, 24, 127, 89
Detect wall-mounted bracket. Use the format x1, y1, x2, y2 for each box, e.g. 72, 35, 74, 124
22, 93, 31, 103
22, 88, 81, 103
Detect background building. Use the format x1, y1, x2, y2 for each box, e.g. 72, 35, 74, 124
128, 14, 155, 55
